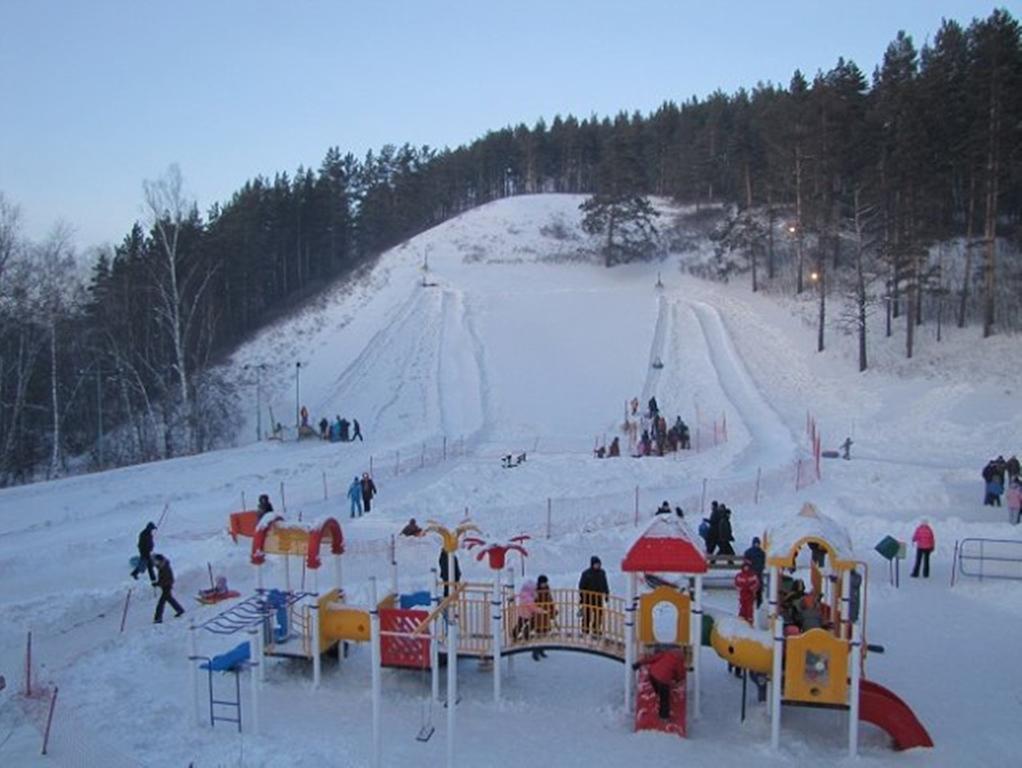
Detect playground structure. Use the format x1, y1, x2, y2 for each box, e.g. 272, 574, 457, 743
198, 505, 931, 760
708, 502, 933, 755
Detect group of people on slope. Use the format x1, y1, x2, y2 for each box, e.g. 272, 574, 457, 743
317, 413, 364, 443
347, 472, 377, 518
129, 521, 185, 624
623, 396, 691, 458
983, 455, 1021, 523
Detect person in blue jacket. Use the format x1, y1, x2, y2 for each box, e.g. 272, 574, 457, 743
743, 537, 766, 606
347, 476, 363, 518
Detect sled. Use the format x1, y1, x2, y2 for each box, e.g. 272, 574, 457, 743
196, 590, 241, 605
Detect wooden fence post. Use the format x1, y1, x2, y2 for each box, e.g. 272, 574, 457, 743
120, 589, 132, 634
41, 686, 58, 755
546, 498, 552, 539
700, 479, 707, 516
634, 486, 640, 526
754, 467, 762, 505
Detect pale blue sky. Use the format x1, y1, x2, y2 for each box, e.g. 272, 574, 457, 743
0, 0, 1008, 247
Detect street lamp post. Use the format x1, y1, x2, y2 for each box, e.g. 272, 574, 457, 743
95, 370, 103, 468
244, 364, 266, 441
295, 362, 302, 428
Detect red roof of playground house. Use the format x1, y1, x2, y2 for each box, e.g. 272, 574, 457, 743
621, 518, 708, 574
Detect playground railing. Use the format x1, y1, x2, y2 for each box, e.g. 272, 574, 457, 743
952, 538, 1022, 584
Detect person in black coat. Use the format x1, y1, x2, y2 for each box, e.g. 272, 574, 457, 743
438, 549, 461, 596
360, 472, 377, 512
578, 556, 610, 636
705, 501, 722, 554
152, 554, 185, 623
352, 419, 363, 442
716, 509, 735, 556
130, 521, 157, 581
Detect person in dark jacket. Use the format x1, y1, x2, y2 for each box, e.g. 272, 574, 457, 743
339, 419, 350, 442
578, 556, 610, 636
704, 501, 722, 554
318, 417, 329, 439
655, 500, 672, 516
130, 522, 157, 581
743, 537, 766, 606
360, 472, 377, 512
633, 647, 687, 720
152, 554, 184, 623
351, 418, 363, 442
257, 494, 274, 517
716, 508, 735, 556
438, 549, 461, 596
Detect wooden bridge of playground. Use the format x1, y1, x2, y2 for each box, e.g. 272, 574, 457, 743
379, 582, 631, 667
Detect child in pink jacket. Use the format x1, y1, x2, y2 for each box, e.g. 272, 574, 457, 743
911, 521, 935, 578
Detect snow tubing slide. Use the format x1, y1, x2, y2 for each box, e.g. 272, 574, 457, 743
859, 680, 933, 750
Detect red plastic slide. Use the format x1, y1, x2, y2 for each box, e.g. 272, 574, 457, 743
859, 680, 933, 750
634, 667, 686, 737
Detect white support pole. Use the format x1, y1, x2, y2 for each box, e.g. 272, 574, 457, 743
845, 568, 861, 757
431, 568, 440, 702
248, 628, 260, 735
505, 567, 515, 677
311, 598, 321, 688
624, 573, 637, 712
492, 571, 502, 703
446, 604, 459, 768
370, 577, 382, 768
254, 611, 265, 684
693, 574, 704, 719
769, 564, 783, 750
189, 623, 201, 727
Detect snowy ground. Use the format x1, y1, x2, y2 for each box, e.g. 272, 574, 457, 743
1, 194, 1020, 767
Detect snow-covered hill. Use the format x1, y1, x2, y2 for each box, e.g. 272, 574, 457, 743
0, 194, 1019, 767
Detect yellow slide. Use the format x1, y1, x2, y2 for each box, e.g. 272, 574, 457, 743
708, 612, 773, 675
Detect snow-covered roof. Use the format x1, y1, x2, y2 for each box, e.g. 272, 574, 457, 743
765, 502, 854, 568
621, 516, 708, 574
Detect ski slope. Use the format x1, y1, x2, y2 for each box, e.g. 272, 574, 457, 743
1, 194, 1020, 767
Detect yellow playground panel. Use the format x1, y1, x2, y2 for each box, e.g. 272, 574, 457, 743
783, 628, 849, 706
317, 590, 396, 649
637, 585, 691, 646
263, 524, 313, 556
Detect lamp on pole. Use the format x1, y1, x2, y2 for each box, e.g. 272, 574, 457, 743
295, 362, 302, 428
244, 364, 266, 441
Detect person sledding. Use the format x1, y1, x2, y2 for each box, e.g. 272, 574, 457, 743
198, 575, 239, 604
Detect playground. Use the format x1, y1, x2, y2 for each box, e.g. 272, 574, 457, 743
0, 195, 1019, 767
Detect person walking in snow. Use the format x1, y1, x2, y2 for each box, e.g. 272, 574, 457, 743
632, 647, 687, 721
152, 554, 185, 623
578, 556, 610, 637
318, 417, 329, 439
347, 476, 363, 518
130, 521, 157, 581
716, 508, 736, 557
910, 520, 935, 578
360, 472, 377, 512
1006, 478, 1022, 525
351, 418, 363, 442
704, 501, 721, 554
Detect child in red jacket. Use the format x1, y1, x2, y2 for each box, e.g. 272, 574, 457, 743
633, 647, 687, 719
